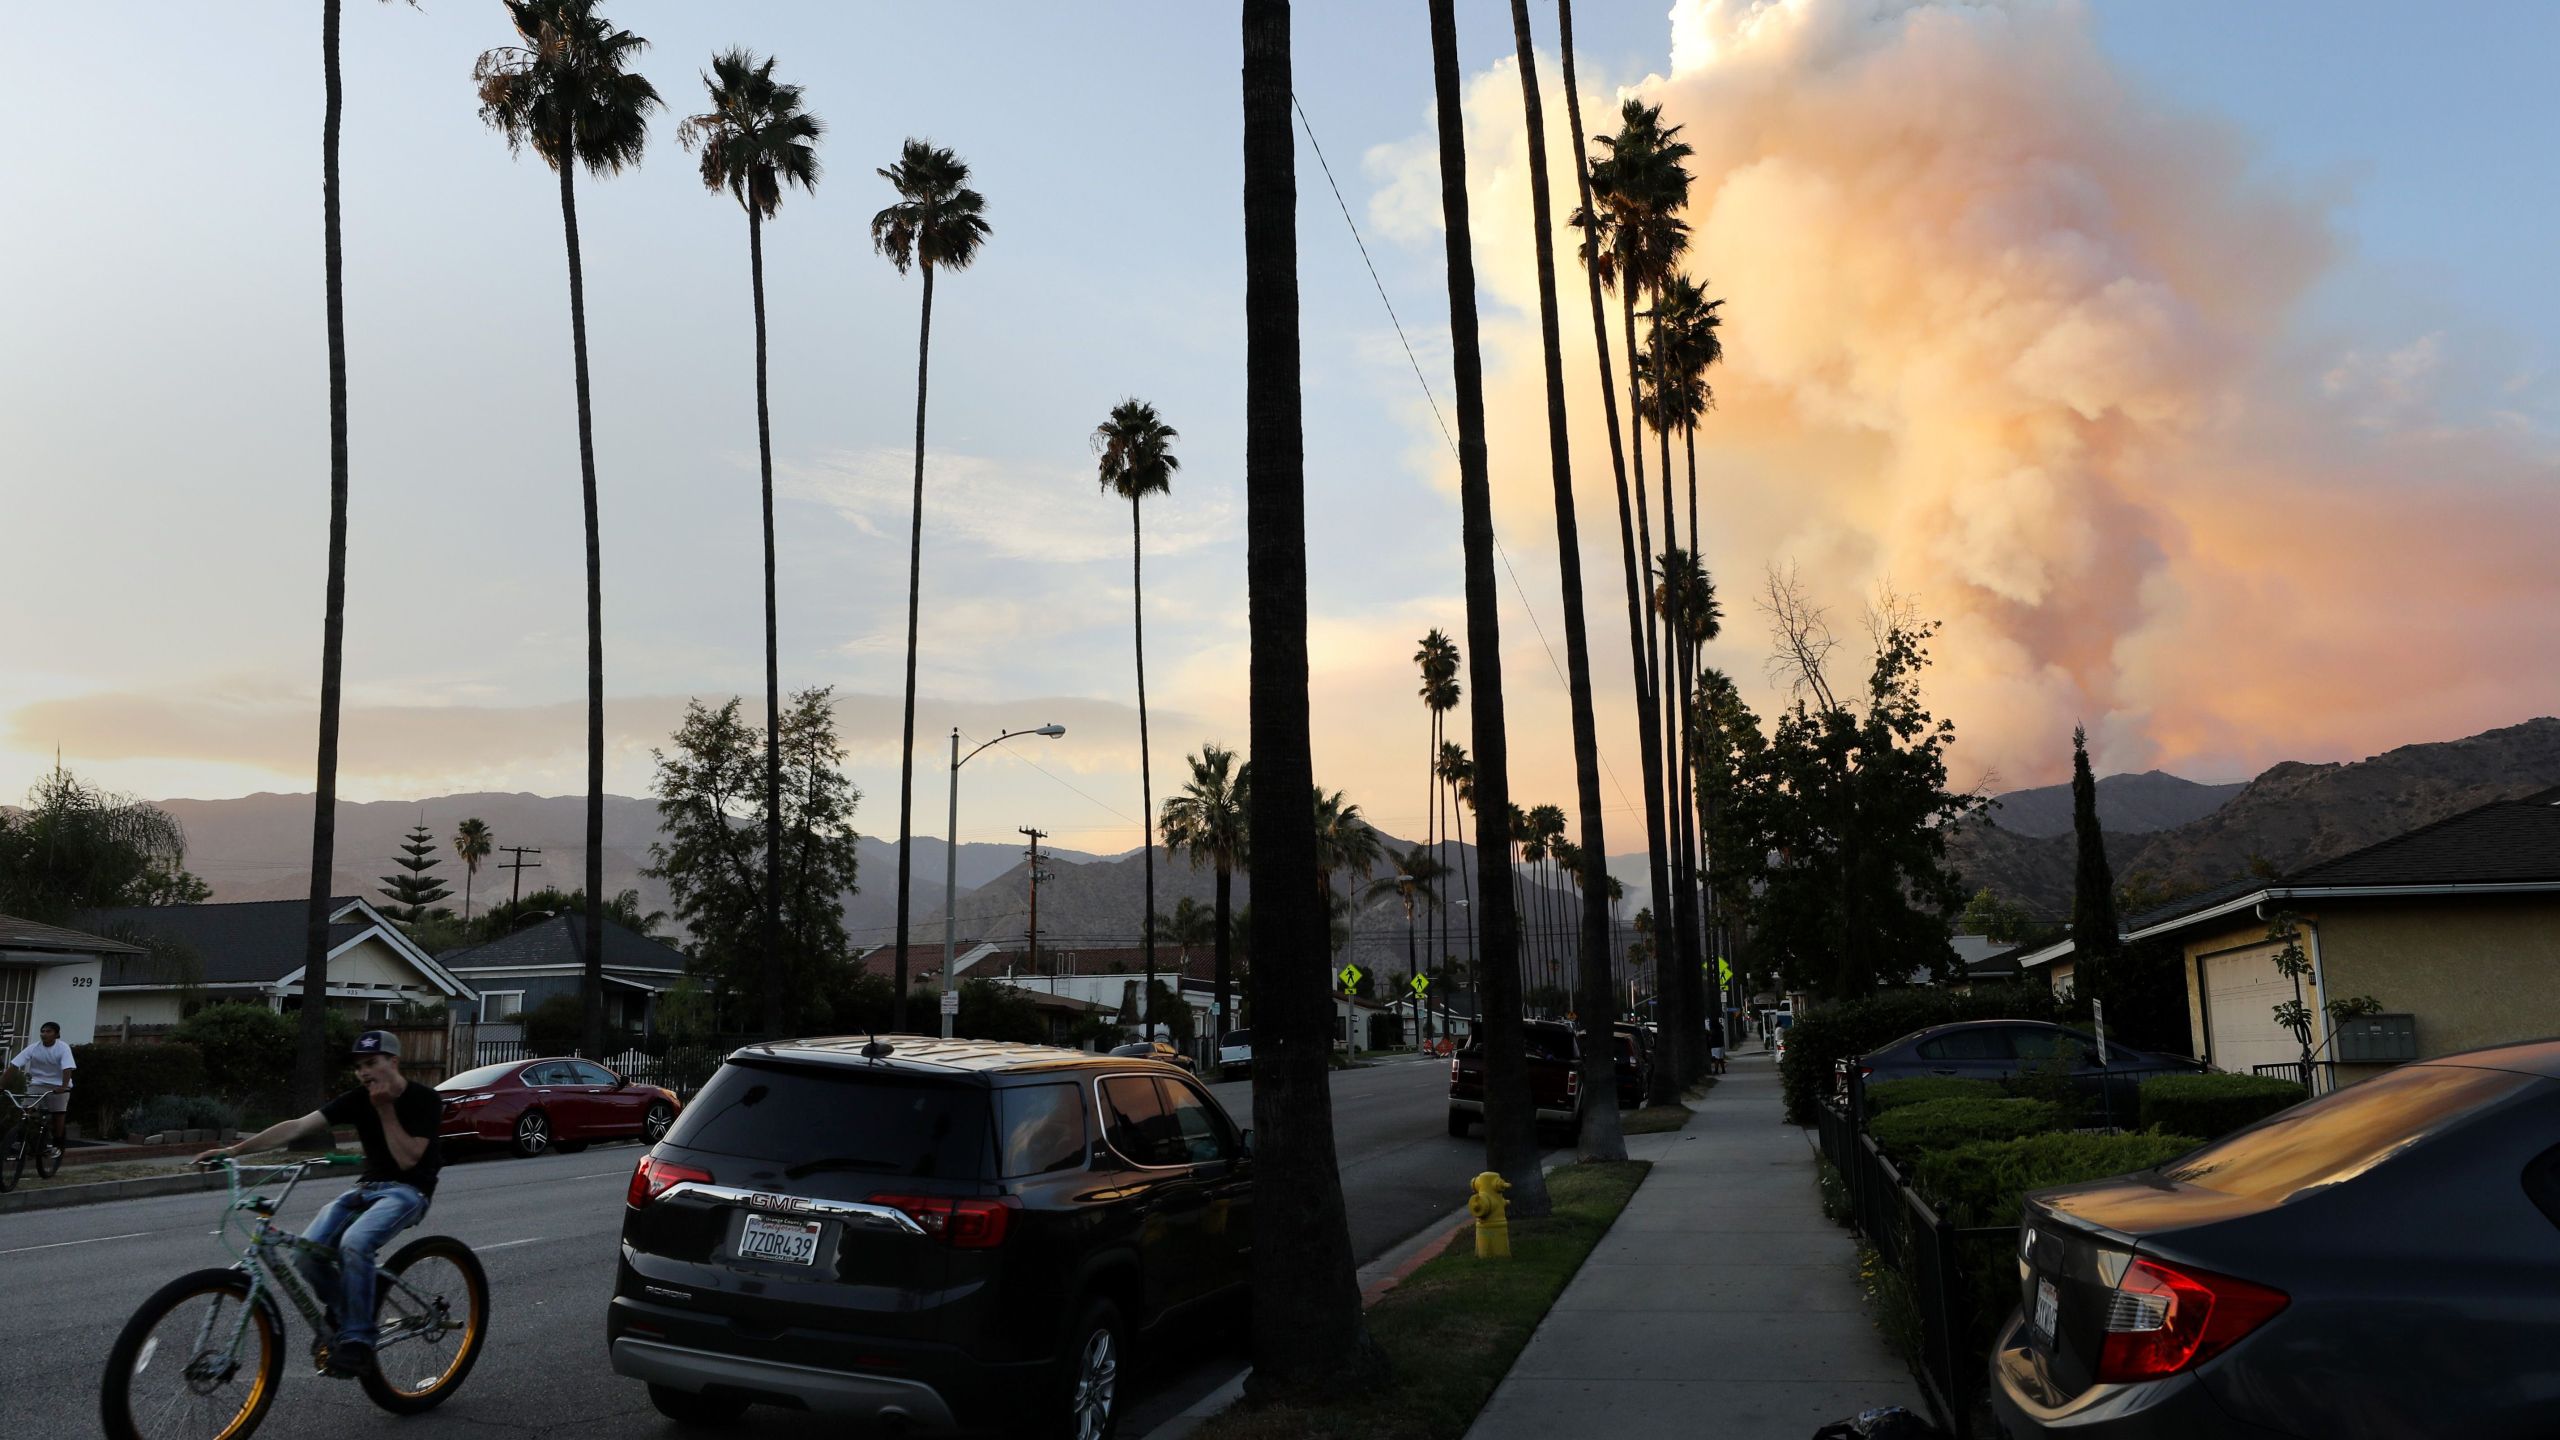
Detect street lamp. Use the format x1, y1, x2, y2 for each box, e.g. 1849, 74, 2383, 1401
945, 724, 1066, 1038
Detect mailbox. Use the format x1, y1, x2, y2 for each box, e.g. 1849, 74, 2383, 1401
2331, 1012, 2417, 1064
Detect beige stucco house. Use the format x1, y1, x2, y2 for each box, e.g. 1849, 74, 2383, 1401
80, 896, 474, 1030
0, 912, 143, 1047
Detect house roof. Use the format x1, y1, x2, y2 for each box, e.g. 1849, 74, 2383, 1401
80, 897, 368, 985
441, 914, 692, 977
0, 912, 147, 956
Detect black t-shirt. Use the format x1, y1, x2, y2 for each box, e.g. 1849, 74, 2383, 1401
321, 1081, 444, 1194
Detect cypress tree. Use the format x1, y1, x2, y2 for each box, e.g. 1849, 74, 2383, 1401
2068, 725, 2120, 969
379, 821, 453, 923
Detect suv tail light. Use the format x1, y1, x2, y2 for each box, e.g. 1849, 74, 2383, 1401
627, 1154, 711, 1209
872, 1193, 1018, 1249
1566, 1069, 1580, 1096
1450, 1056, 1461, 1084
2094, 1257, 2288, 1382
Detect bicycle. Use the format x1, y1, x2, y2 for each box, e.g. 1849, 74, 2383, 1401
99, 1155, 489, 1440
0, 1088, 62, 1190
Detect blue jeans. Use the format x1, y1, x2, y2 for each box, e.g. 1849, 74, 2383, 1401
299, 1181, 430, 1349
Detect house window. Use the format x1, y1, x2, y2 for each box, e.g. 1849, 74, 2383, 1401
0, 965, 35, 1052
482, 992, 525, 1023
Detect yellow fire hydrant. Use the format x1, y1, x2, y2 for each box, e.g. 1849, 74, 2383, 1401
1468, 1170, 1512, 1259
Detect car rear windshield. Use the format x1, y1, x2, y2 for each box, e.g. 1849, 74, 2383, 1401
664, 1061, 994, 1180
439, 1063, 521, 1092
1220, 1031, 1251, 1047
2161, 1062, 2536, 1206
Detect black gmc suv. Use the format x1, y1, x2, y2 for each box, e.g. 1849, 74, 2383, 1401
607, 1036, 1253, 1438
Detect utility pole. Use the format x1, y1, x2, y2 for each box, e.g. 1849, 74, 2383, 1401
1020, 826, 1049, 981
498, 846, 542, 910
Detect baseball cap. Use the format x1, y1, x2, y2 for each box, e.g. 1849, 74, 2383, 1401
350, 1029, 402, 1059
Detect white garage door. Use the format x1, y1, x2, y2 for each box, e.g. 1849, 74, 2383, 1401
2201, 947, 2305, 1077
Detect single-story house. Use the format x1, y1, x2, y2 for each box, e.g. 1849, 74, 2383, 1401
1955, 934, 2028, 987
80, 897, 475, 1030
0, 912, 144, 1047
440, 915, 692, 1041
2019, 793, 2560, 1087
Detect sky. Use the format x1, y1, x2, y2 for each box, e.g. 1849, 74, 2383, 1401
4, 0, 2556, 862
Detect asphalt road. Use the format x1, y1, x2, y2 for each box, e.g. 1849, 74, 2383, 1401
8, 1052, 1483, 1438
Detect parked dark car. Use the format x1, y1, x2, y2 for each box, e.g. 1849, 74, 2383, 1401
1846, 1020, 2205, 1120
1447, 1018, 1645, 1136
608, 1035, 1251, 1437
437, 1057, 680, 1158
1110, 1038, 1197, 1073
1994, 1039, 2560, 1439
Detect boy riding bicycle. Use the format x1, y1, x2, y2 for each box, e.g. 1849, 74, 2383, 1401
198, 1029, 443, 1378
3, 1020, 77, 1159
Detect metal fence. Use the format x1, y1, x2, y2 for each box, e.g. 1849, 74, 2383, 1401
2251, 1059, 2337, 1096
1816, 1099, 2013, 1438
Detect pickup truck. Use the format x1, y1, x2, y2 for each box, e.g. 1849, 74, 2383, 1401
1447, 1019, 1647, 1137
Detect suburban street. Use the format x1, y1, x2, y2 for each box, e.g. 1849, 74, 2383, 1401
9, 1053, 1474, 1438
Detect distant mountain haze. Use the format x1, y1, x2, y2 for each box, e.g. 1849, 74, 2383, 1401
1980, 770, 2245, 838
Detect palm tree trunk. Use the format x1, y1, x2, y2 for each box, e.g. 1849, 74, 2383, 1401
553, 153, 609, 1061
1654, 335, 1710, 1082
750, 206, 786, 1039
1241, 0, 1381, 1395
297, 0, 350, 1106
890, 262, 937, 1033
1430, 0, 1544, 1218
1213, 861, 1232, 1038
1683, 419, 1723, 1056
1134, 497, 1158, 1037
1511, 0, 1623, 1158
462, 865, 474, 924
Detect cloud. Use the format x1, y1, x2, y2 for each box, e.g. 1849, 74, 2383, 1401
1365, 0, 2560, 788
783, 446, 1240, 566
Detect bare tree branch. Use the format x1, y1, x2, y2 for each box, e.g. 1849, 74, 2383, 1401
1758, 562, 1837, 712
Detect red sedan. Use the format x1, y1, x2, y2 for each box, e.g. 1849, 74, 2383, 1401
437, 1056, 681, 1158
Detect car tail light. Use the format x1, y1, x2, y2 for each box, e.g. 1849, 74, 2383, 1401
445, 1091, 496, 1108
872, 1193, 1018, 1248
1450, 1056, 1461, 1083
1566, 1069, 1580, 1096
626, 1154, 711, 1209
2094, 1257, 2288, 1383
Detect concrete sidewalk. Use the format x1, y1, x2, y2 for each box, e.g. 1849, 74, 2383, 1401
1465, 1053, 1921, 1440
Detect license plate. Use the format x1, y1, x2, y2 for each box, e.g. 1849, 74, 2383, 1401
736, 1214, 823, 1266
2033, 1278, 2060, 1342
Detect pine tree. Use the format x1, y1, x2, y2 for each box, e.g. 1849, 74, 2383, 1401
2069, 726, 2121, 969
379, 821, 453, 923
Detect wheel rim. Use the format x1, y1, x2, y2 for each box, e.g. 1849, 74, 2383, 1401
119, 1285, 273, 1440
518, 1114, 548, 1154
375, 1250, 483, 1398
1070, 1326, 1117, 1440
644, 1104, 672, 1142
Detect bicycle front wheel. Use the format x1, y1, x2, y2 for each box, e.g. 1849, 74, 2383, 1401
101, 1268, 284, 1440
0, 1122, 25, 1192
360, 1233, 489, 1413
34, 1119, 60, 1177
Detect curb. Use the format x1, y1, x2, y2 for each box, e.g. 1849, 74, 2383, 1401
0, 1168, 228, 1215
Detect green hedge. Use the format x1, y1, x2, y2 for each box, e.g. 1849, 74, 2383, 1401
1864, 1076, 2005, 1114
1780, 984, 2062, 1125
174, 1004, 296, 1099
1867, 1097, 2066, 1162
1911, 1130, 2206, 1228
123, 1093, 243, 1137
2138, 1073, 2306, 1139
70, 1042, 206, 1137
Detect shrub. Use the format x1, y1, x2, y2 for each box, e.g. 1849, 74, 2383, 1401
70, 1041, 205, 1136
123, 1093, 242, 1138
2138, 1073, 2306, 1140
1780, 983, 2062, 1124
1999, 1051, 2087, 1125
521, 994, 585, 1056
1867, 1097, 2066, 1162
1864, 1076, 2004, 1114
173, 1005, 295, 1100
1910, 1130, 2206, 1229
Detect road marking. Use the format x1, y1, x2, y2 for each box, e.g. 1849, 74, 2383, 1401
0, 1230, 150, 1257
481, 1237, 544, 1251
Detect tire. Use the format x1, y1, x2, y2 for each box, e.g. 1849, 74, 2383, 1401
643, 1101, 676, 1144
1044, 1296, 1126, 1440
359, 1234, 490, 1414
101, 1267, 284, 1440
648, 1383, 748, 1427
1446, 1107, 1472, 1138
35, 1126, 60, 1177
511, 1109, 551, 1158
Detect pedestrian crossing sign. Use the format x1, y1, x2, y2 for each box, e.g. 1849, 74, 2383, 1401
1339, 963, 1363, 991
1409, 974, 1430, 996
1706, 956, 1732, 985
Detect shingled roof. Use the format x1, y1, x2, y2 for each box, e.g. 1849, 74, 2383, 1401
0, 912, 146, 955
440, 914, 691, 976
80, 897, 367, 985
2284, 796, 2560, 888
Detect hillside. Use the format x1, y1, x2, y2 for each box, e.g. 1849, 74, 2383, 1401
1982, 770, 2243, 838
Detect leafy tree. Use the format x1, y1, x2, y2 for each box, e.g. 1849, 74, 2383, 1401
451, 817, 493, 922
176, 1003, 296, 1101
1095, 398, 1181, 1033
2263, 911, 2383, 1079
679, 49, 821, 1039
377, 822, 452, 922
646, 689, 862, 1035
873, 137, 992, 1032
475, 0, 663, 1060
1159, 743, 1250, 1037
521, 993, 588, 1056
472, 885, 664, 943
0, 766, 210, 921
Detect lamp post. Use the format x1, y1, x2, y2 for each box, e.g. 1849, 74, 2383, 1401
945, 724, 1066, 1038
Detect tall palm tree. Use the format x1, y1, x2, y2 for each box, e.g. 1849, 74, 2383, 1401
1560, 0, 1685, 1102
1435, 739, 1475, 996
300, 0, 409, 1103
1507, 0, 1625, 1158
1094, 399, 1180, 1023
872, 139, 990, 1033
451, 817, 493, 923
1159, 743, 1249, 1038
678, 48, 820, 1038
1241, 0, 1379, 1387
1311, 787, 1381, 901
475, 0, 660, 1059
1530, 802, 1570, 999
1152, 896, 1216, 981
1663, 273, 1726, 1047
1513, 806, 1546, 997
1413, 628, 1459, 989
1368, 845, 1447, 1042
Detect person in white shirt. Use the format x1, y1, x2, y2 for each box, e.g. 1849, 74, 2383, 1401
4, 1021, 77, 1157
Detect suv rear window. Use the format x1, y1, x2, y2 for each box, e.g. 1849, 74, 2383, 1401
2162, 1062, 2535, 1205
997, 1082, 1089, 1177
665, 1061, 994, 1180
